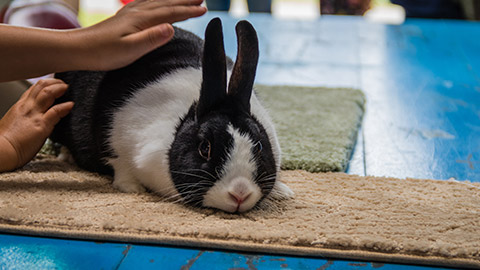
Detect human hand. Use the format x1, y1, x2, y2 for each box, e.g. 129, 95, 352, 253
0, 79, 74, 171
71, 0, 207, 71
0, 0, 207, 82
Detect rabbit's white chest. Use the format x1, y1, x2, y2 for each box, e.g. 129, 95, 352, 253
108, 67, 203, 195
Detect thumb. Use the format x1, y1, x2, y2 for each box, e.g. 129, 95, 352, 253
43, 101, 74, 129
127, 23, 175, 53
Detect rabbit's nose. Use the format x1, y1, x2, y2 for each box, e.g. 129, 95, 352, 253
228, 179, 254, 212
228, 190, 252, 205
202, 176, 262, 213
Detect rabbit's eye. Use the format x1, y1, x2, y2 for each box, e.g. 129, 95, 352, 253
253, 141, 262, 154
198, 139, 211, 161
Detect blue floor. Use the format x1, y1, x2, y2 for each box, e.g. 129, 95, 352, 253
0, 234, 453, 270
1, 12, 479, 270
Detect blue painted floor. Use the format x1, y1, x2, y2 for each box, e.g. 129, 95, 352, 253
0, 234, 454, 270
1, 12, 479, 270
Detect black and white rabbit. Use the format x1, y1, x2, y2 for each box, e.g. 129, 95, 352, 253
51, 18, 293, 213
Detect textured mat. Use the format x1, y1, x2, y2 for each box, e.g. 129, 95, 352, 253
1, 157, 479, 269
255, 85, 365, 172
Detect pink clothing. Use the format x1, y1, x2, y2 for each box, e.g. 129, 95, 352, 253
2, 0, 80, 29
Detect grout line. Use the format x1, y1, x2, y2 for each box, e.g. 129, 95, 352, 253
114, 244, 132, 270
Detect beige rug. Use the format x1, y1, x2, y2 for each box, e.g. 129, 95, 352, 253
1, 156, 479, 269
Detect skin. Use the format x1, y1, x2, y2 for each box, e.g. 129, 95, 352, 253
0, 79, 74, 171
0, 0, 207, 172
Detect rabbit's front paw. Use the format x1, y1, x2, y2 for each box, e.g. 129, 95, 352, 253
57, 146, 75, 164
110, 159, 146, 193
270, 181, 294, 200
113, 178, 146, 193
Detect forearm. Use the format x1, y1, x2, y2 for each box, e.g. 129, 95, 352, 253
0, 24, 84, 82
0, 1, 207, 83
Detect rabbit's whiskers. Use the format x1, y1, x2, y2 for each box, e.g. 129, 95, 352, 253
170, 170, 211, 181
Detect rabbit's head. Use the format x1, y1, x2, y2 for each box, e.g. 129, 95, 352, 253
168, 18, 278, 213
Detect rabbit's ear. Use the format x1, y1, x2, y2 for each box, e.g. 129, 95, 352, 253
227, 20, 259, 113
197, 17, 228, 119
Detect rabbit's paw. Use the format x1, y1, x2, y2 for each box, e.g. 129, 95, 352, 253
270, 181, 294, 200
57, 146, 75, 164
113, 177, 146, 193
110, 159, 146, 193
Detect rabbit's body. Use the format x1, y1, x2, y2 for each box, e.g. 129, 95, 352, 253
51, 18, 292, 213
52, 27, 204, 175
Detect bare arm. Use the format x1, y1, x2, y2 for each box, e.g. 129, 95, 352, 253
0, 25, 75, 82
0, 0, 207, 82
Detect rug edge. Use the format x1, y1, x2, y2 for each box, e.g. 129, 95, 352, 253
1, 224, 478, 269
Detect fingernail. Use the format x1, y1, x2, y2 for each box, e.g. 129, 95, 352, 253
159, 24, 174, 37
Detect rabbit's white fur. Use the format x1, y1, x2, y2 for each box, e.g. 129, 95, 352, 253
108, 67, 200, 195
203, 125, 261, 212
108, 66, 290, 209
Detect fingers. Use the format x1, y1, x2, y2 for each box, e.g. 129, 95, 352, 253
124, 23, 175, 52
24, 78, 71, 126
120, 0, 206, 20
133, 0, 205, 8
154, 5, 207, 24
43, 101, 74, 128
27, 78, 65, 100
35, 81, 69, 111
125, 2, 207, 29
152, 4, 207, 23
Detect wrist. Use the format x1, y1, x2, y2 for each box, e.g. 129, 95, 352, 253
54, 28, 92, 71
58, 25, 113, 71
0, 134, 19, 172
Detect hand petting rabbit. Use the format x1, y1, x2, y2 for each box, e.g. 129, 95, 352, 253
51, 18, 293, 213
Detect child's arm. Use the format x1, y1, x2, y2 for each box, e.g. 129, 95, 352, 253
0, 0, 207, 82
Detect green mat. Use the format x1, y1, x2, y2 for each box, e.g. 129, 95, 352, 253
255, 85, 365, 173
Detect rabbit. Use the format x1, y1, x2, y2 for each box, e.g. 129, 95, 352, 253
50, 18, 293, 213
